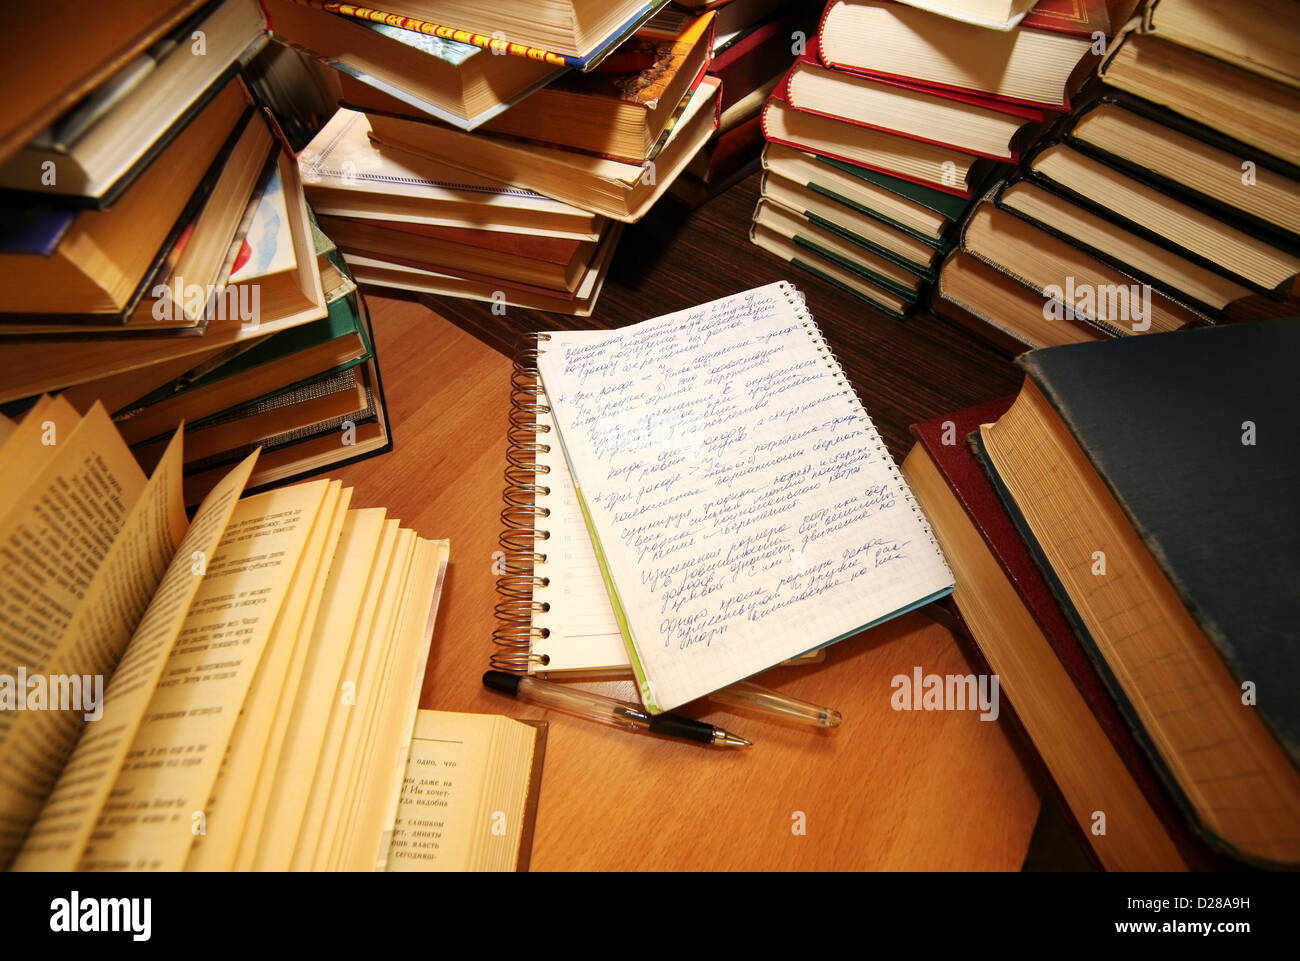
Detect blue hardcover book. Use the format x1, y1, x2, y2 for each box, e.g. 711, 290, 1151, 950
0, 207, 77, 256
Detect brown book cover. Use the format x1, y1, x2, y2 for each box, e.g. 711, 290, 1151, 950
364, 219, 585, 266
910, 399, 1228, 869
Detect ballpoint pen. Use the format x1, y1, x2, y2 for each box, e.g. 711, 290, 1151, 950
483, 671, 752, 747
707, 680, 842, 728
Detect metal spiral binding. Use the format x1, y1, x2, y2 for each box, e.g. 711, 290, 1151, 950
492, 333, 555, 672
778, 281, 948, 564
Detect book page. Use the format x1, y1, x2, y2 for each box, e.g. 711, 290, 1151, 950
312, 527, 417, 869
338, 538, 449, 872
242, 507, 387, 871
0, 402, 147, 693
537, 281, 953, 711
184, 481, 348, 871
0, 427, 187, 868
289, 518, 401, 870
12, 452, 259, 871
0, 396, 79, 508
384, 711, 498, 872
74, 479, 330, 871
0, 402, 148, 863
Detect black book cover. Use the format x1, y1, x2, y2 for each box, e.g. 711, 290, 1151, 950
1066, 88, 1300, 247
1021, 138, 1298, 297
1018, 320, 1300, 767
992, 174, 1228, 321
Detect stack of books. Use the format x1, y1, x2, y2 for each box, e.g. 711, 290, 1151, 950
936, 0, 1300, 350
298, 108, 621, 316
901, 319, 1300, 871
0, 0, 391, 505
669, 0, 822, 206
266, 1, 724, 313
749, 0, 1131, 318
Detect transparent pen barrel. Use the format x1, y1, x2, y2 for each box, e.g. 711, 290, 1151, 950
517, 677, 647, 730
709, 681, 842, 727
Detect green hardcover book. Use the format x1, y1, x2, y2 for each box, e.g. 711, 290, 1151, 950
114, 288, 372, 446
761, 172, 943, 276
762, 142, 965, 246
815, 155, 974, 220
750, 221, 914, 320
753, 198, 924, 301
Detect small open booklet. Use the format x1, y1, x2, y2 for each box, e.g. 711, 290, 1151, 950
536, 281, 954, 712
384, 710, 546, 872
0, 395, 448, 871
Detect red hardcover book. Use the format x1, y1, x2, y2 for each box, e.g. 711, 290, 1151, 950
761, 80, 988, 198
816, 0, 1122, 111
1021, 0, 1140, 38
784, 50, 1043, 161
907, 400, 1231, 870
691, 112, 764, 181
709, 6, 820, 114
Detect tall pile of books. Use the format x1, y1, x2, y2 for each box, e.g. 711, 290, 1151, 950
0, 0, 392, 506
935, 0, 1300, 349
894, 0, 1300, 871
749, 0, 1130, 318
268, 0, 724, 315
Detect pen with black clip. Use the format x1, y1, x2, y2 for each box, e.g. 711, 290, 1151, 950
483, 671, 752, 747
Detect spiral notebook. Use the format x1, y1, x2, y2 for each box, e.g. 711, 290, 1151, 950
496, 281, 953, 711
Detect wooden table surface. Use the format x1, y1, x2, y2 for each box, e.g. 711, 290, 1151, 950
329, 282, 1042, 870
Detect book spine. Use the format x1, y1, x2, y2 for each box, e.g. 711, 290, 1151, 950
493, 334, 553, 672
312, 1, 574, 67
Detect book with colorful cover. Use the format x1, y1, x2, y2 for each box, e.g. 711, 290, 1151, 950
309, 0, 671, 70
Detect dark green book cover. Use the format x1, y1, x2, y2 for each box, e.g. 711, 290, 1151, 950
124, 288, 371, 416
976, 318, 1300, 865
813, 155, 973, 221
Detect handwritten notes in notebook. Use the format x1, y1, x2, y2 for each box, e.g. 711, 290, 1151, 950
536, 282, 953, 711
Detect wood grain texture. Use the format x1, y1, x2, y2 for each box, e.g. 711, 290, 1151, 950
327, 294, 1040, 870
412, 171, 1025, 461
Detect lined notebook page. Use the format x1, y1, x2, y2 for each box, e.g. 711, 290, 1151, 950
532, 393, 631, 673
537, 281, 953, 711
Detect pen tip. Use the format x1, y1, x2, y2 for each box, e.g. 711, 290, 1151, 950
718, 733, 752, 747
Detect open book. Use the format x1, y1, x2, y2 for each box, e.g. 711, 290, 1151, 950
0, 395, 447, 871
535, 281, 954, 711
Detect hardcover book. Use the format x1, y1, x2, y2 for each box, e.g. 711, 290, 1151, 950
903, 399, 1208, 870
975, 319, 1300, 867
